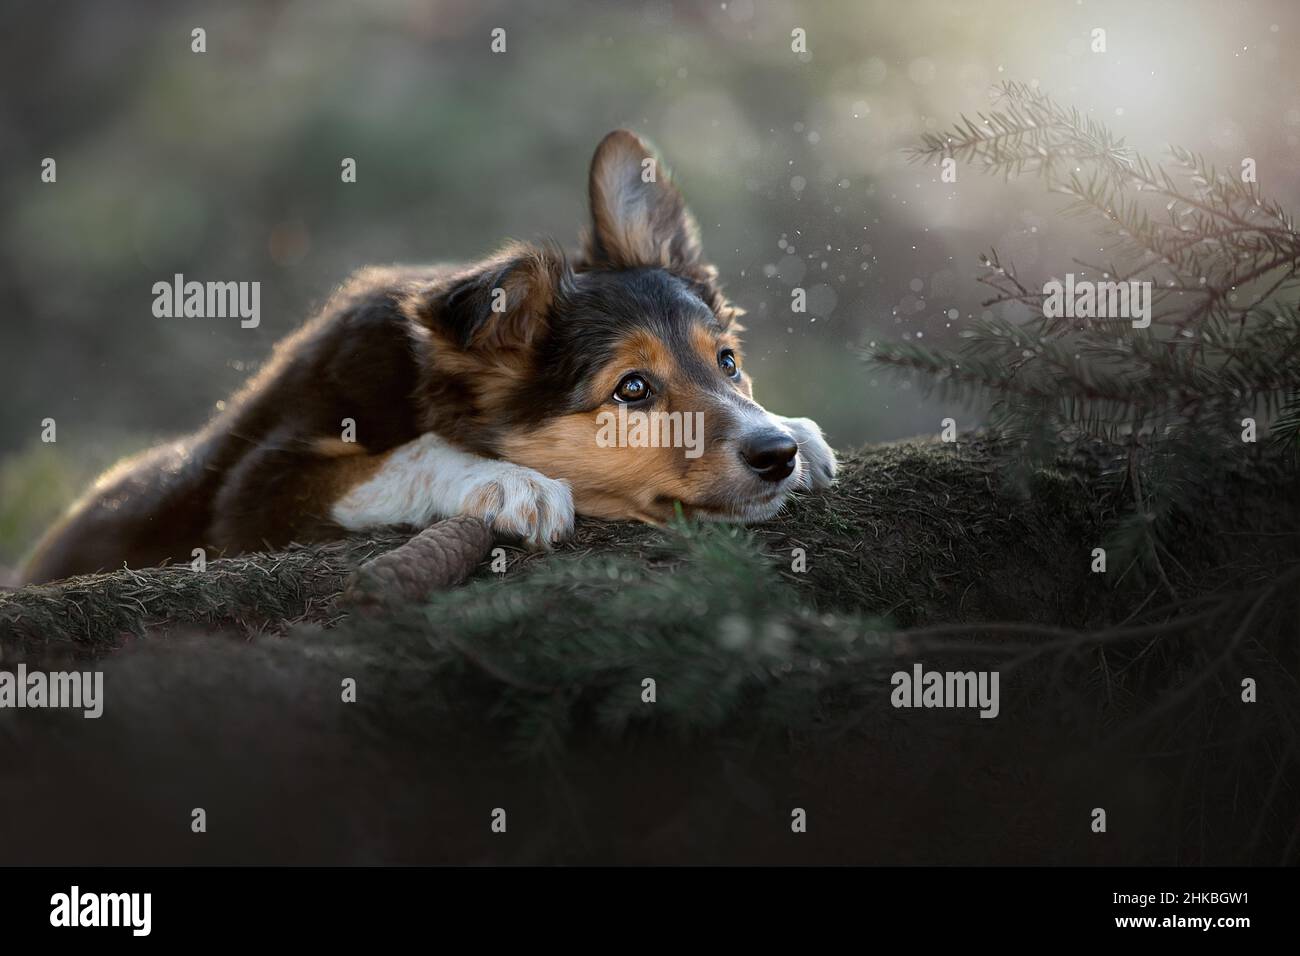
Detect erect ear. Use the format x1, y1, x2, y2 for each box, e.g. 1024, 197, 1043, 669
435, 242, 573, 351
583, 129, 704, 271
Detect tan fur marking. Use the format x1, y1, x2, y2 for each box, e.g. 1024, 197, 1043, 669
501, 409, 744, 523
616, 329, 673, 378
690, 323, 743, 370
311, 437, 368, 458
324, 449, 391, 500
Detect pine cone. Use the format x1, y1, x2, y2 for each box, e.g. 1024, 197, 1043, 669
342, 515, 494, 612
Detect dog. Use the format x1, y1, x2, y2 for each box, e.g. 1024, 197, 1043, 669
21, 131, 835, 585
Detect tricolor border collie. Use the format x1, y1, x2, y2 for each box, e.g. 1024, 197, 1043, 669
22, 131, 836, 585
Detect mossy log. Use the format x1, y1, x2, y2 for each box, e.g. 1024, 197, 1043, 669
1, 438, 1294, 660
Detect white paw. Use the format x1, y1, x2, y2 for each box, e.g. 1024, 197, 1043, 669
780, 416, 837, 491
459, 465, 575, 549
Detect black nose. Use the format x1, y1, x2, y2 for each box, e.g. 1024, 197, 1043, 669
740, 430, 798, 482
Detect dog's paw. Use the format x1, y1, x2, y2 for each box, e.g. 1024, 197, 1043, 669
459, 465, 575, 549
780, 416, 837, 491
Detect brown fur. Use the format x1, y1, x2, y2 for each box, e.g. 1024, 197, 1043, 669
21, 130, 823, 584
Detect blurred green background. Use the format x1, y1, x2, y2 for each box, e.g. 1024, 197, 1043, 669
4, 0, 1300, 564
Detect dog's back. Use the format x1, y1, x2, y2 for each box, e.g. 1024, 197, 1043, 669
20, 266, 444, 584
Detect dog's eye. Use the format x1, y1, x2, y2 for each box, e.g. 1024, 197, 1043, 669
614, 373, 651, 403
719, 349, 739, 378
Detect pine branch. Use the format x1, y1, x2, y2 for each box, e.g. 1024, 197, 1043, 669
885, 82, 1300, 579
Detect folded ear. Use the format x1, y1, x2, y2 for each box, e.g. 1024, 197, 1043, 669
435, 242, 573, 351
584, 130, 703, 271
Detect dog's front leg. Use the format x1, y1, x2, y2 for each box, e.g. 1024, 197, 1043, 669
331, 432, 575, 549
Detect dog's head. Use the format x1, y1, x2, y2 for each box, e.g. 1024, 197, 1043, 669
410, 130, 834, 524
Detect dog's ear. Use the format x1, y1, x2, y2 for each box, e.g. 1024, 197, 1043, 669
583, 130, 703, 271
434, 242, 573, 351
